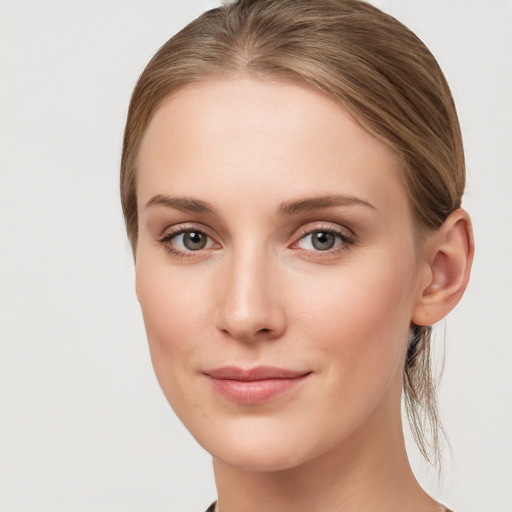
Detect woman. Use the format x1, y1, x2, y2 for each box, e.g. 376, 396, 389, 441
120, 1, 473, 510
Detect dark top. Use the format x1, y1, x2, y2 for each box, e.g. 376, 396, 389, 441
205, 501, 454, 511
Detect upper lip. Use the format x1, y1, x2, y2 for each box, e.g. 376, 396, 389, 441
205, 366, 311, 381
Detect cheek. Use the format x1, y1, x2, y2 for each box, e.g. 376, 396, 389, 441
135, 259, 208, 397
288, 252, 417, 390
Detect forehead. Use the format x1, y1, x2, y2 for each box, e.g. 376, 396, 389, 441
136, 77, 409, 220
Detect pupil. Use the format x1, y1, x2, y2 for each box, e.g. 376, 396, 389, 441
312, 231, 335, 250
184, 231, 206, 250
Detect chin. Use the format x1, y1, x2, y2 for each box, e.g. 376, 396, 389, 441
193, 416, 334, 473
212, 443, 313, 473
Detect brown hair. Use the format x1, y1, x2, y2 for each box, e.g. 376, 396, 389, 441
121, 0, 465, 469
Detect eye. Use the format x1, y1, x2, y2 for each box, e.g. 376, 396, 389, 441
300, 231, 339, 251
293, 226, 355, 254
175, 230, 211, 251
159, 228, 217, 255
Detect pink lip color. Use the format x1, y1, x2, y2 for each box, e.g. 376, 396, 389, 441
205, 366, 311, 405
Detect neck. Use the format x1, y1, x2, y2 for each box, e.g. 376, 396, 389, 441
212, 387, 441, 512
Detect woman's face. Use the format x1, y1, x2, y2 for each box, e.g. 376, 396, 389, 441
135, 78, 429, 471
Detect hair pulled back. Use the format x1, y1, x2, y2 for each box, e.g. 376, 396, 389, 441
121, 0, 465, 469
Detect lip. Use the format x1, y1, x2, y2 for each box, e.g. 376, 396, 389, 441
204, 366, 312, 404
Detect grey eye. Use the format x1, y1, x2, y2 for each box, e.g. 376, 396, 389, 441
182, 231, 208, 250
310, 231, 336, 250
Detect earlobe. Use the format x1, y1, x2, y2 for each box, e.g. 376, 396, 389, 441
412, 209, 474, 326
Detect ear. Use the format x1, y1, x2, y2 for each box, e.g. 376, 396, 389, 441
412, 209, 474, 326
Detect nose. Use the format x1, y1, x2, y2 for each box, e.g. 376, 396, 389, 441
214, 246, 287, 343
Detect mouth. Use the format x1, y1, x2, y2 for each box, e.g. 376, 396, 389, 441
204, 366, 312, 404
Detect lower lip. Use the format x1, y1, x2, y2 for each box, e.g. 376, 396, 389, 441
207, 375, 310, 404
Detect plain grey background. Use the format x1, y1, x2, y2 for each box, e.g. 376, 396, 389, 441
0, 1, 511, 511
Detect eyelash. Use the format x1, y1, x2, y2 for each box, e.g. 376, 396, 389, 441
291, 225, 355, 258
158, 224, 355, 260
158, 225, 217, 259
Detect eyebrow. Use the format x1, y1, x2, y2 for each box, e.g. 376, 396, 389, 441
144, 193, 376, 216
278, 195, 376, 215
145, 195, 217, 214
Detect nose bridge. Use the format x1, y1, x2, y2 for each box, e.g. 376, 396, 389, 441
215, 239, 285, 342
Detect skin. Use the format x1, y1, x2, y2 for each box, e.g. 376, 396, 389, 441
135, 78, 472, 511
